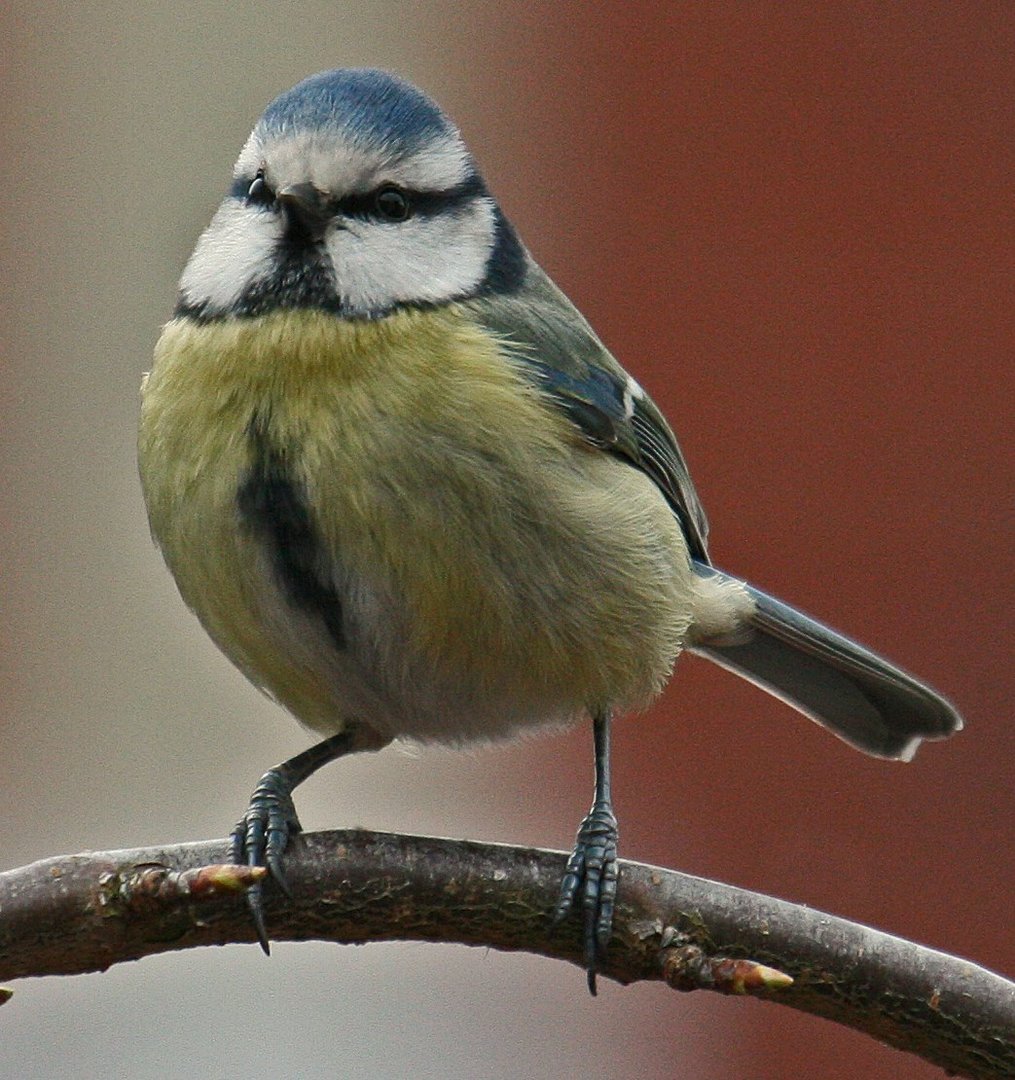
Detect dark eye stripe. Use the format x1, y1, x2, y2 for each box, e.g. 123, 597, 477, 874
230, 176, 251, 200
230, 174, 276, 205
338, 173, 486, 221
228, 171, 487, 219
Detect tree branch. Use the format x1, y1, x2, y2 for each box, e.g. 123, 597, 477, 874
1, 831, 1011, 1078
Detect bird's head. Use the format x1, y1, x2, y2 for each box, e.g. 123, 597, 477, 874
177, 68, 526, 321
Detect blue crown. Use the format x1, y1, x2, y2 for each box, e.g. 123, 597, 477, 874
258, 68, 455, 153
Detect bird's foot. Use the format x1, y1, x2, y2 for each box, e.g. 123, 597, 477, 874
553, 799, 619, 994
229, 767, 303, 954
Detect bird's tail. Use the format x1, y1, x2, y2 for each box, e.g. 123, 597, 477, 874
689, 564, 962, 761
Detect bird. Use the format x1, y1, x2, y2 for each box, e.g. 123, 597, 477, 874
138, 67, 963, 992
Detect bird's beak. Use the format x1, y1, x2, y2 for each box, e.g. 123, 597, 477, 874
276, 183, 331, 241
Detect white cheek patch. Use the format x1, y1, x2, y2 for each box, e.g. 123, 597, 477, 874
186, 126, 491, 316
178, 201, 281, 311
327, 196, 497, 316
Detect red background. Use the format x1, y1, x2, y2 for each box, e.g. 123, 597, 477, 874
478, 4, 1013, 1075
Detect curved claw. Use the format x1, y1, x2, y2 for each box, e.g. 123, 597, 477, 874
225, 732, 367, 953
230, 767, 303, 953
246, 882, 271, 955
554, 801, 619, 995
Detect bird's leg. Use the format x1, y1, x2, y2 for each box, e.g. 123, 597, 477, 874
553, 708, 619, 994
229, 728, 384, 953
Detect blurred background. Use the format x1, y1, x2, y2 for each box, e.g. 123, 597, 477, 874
2, 3, 1011, 1077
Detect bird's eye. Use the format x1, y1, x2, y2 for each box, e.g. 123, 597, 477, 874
374, 185, 411, 222
247, 169, 275, 207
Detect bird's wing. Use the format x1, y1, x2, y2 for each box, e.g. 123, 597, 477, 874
466, 265, 710, 562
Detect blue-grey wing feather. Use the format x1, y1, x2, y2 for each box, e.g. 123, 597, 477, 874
465, 264, 710, 561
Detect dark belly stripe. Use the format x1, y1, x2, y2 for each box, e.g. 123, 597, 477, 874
237, 414, 346, 650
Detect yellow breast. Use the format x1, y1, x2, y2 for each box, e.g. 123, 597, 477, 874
138, 306, 692, 741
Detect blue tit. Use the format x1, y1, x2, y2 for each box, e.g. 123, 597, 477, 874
138, 68, 963, 991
